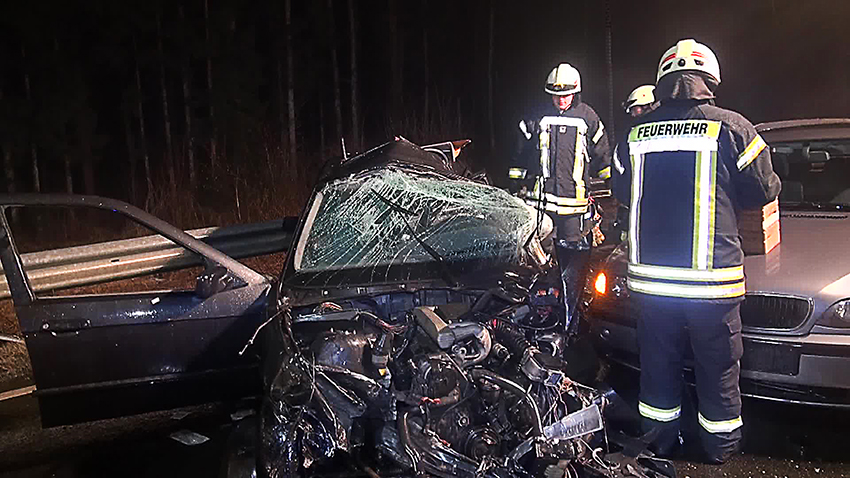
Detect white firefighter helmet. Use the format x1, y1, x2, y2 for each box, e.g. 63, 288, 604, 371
656, 39, 721, 84
545, 63, 581, 95
623, 85, 656, 113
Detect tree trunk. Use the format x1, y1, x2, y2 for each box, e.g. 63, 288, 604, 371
204, 0, 218, 171
285, 0, 297, 160
389, 0, 403, 121
22, 46, 40, 193
157, 10, 177, 195
123, 103, 137, 204
422, 0, 429, 130
133, 36, 153, 199
276, 57, 286, 148
0, 86, 13, 193
2, 146, 14, 194
487, 3, 495, 151
63, 154, 73, 194
179, 5, 195, 192
326, 0, 343, 143
347, 0, 360, 151
604, 0, 614, 134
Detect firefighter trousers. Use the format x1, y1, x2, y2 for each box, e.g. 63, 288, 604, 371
634, 293, 744, 463
554, 214, 591, 334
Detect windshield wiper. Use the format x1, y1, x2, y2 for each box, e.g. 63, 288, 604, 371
782, 201, 850, 212
370, 189, 459, 288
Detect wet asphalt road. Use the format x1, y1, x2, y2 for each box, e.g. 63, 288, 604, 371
2, 366, 850, 478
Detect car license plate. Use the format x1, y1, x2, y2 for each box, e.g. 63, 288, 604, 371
741, 339, 801, 376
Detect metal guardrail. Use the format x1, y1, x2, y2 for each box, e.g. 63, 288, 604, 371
0, 219, 294, 299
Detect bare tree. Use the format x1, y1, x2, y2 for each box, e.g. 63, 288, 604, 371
123, 101, 137, 204
422, 0, 429, 129
285, 0, 297, 160
389, 0, 403, 121
204, 0, 218, 170
179, 4, 195, 191
487, 3, 495, 150
22, 46, 40, 193
347, 0, 360, 151
0, 85, 13, 193
326, 0, 343, 144
156, 9, 177, 195
133, 36, 153, 200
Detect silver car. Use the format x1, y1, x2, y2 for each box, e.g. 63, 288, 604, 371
588, 118, 850, 407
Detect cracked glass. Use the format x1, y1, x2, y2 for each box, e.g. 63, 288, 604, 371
291, 167, 543, 286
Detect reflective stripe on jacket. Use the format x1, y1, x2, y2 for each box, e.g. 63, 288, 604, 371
510, 101, 611, 216
613, 103, 781, 299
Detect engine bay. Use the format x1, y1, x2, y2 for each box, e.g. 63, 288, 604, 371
259, 285, 676, 478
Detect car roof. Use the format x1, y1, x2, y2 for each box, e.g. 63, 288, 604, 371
756, 118, 850, 142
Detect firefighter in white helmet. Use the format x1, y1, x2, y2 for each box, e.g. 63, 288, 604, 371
623, 85, 657, 118
613, 39, 780, 464
509, 63, 611, 334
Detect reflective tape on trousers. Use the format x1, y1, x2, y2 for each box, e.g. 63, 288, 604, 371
698, 412, 743, 434
639, 401, 681, 422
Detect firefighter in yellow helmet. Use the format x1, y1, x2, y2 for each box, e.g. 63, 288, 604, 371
612, 39, 780, 463
508, 63, 611, 334
623, 85, 657, 118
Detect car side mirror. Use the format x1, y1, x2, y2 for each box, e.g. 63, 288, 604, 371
196, 265, 240, 299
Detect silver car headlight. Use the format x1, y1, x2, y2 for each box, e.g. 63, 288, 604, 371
822, 299, 850, 327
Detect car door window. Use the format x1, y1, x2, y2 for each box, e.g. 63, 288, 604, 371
5, 206, 205, 297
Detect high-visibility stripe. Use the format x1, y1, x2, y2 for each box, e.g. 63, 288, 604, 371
524, 199, 588, 215
524, 191, 589, 207
630, 137, 718, 155
627, 263, 744, 282
540, 116, 589, 131
695, 149, 714, 270
698, 413, 743, 434
627, 278, 745, 299
613, 145, 625, 174
539, 129, 551, 179
707, 151, 718, 268
519, 120, 532, 140
574, 129, 587, 200
629, 120, 721, 142
737, 134, 766, 171
598, 166, 611, 179
592, 122, 605, 144
692, 151, 704, 269
639, 402, 681, 422
508, 168, 527, 179
629, 154, 645, 264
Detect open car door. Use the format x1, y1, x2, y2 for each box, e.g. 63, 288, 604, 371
0, 195, 272, 426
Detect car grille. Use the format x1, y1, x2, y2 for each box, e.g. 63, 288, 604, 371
740, 295, 811, 330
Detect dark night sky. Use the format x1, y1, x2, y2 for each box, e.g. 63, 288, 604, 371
0, 0, 848, 214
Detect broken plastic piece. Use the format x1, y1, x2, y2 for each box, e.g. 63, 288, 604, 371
544, 404, 604, 441
170, 429, 210, 446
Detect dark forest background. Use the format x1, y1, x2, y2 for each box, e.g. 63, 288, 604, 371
0, 0, 848, 228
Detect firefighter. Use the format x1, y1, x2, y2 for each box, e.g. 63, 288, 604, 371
509, 63, 611, 333
623, 85, 657, 118
612, 39, 781, 463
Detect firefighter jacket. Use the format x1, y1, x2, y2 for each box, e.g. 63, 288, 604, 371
509, 100, 611, 217
613, 83, 781, 300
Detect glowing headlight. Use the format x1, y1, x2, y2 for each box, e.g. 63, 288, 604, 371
822, 299, 850, 327
594, 273, 607, 295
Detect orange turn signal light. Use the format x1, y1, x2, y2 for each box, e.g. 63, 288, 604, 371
594, 272, 607, 295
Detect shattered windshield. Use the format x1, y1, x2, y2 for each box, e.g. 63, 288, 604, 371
770, 138, 850, 209
290, 167, 541, 287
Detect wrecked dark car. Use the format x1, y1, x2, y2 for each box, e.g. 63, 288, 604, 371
253, 138, 675, 478
0, 139, 673, 478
